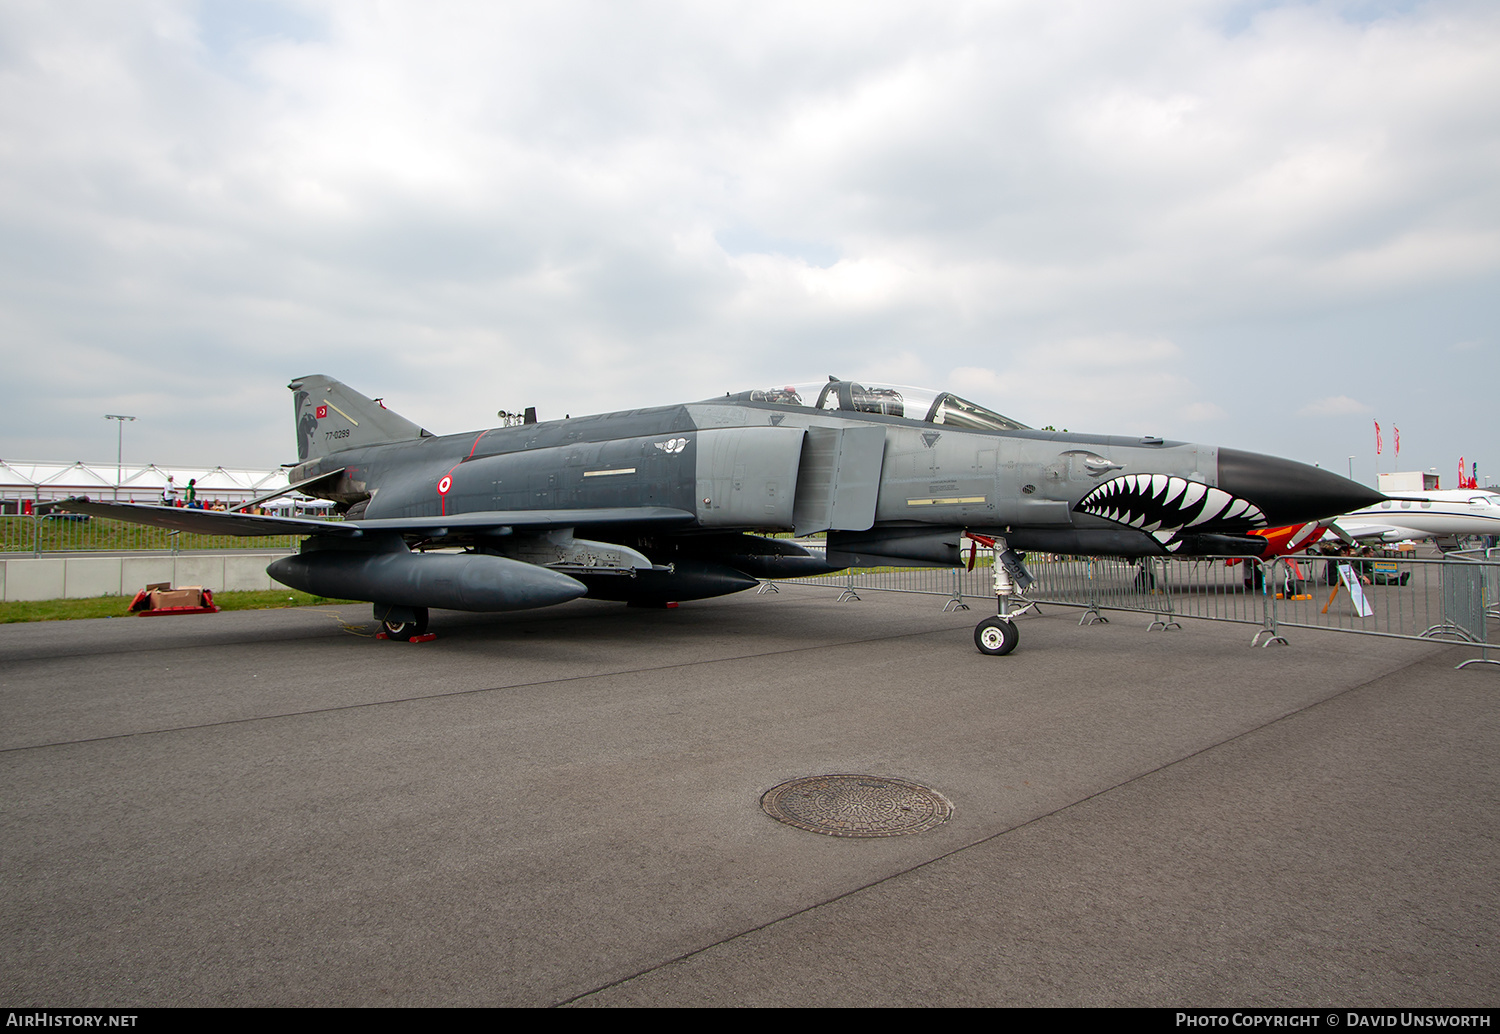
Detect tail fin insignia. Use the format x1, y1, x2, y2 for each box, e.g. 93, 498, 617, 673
289, 375, 429, 462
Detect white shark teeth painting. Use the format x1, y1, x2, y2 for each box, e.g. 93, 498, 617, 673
1074, 474, 1269, 535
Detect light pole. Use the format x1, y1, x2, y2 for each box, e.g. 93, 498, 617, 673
104, 415, 136, 502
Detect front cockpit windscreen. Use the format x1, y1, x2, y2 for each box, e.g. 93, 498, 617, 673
738, 380, 1029, 431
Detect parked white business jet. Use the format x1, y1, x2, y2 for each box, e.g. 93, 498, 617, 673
1331, 490, 1500, 550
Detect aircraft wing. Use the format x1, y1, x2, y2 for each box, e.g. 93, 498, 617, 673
1329, 519, 1410, 543
61, 500, 697, 539
61, 500, 364, 538
353, 507, 697, 534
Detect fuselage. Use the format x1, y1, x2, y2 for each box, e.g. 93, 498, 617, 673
64, 375, 1385, 628
289, 382, 1381, 562
1336, 489, 1500, 543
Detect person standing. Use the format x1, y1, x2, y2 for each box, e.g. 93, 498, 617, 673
162, 476, 179, 507
186, 479, 198, 508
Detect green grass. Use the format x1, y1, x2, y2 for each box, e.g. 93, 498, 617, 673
1, 516, 301, 553
0, 590, 359, 624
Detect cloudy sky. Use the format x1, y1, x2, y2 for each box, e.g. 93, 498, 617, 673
1, 0, 1495, 487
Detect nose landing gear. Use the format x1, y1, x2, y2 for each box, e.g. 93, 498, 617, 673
969, 534, 1035, 656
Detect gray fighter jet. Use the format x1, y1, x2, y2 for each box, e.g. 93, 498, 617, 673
66, 375, 1381, 653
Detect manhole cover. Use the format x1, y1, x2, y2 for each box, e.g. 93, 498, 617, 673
760, 774, 954, 837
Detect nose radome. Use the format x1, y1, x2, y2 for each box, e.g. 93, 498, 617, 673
1217, 448, 1384, 526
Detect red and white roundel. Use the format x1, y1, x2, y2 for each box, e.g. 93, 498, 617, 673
437, 475, 452, 495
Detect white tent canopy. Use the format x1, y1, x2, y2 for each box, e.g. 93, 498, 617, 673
1, 459, 295, 509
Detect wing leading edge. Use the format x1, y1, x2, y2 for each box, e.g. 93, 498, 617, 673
61, 500, 696, 539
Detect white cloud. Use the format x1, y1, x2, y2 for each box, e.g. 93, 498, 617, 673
1180, 401, 1227, 422
1298, 395, 1374, 417
950, 334, 1227, 433
0, 0, 1494, 477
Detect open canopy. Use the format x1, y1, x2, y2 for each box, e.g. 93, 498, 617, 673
730, 379, 1029, 431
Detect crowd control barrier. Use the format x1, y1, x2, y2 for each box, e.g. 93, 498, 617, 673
780, 543, 1497, 670
1265, 552, 1500, 670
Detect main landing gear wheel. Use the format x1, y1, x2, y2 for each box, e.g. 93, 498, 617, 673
974, 616, 1019, 656
383, 607, 430, 642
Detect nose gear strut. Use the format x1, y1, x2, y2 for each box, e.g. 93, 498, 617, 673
968, 533, 1039, 656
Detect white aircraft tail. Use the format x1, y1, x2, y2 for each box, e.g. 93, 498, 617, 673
289, 375, 430, 462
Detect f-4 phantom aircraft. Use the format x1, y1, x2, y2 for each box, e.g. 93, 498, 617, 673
67, 376, 1381, 654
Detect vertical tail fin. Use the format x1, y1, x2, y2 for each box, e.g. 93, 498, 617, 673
289, 375, 431, 462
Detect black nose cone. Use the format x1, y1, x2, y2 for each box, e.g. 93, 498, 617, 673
1218, 447, 1384, 526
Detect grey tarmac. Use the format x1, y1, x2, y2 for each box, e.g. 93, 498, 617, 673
1, 586, 1494, 1007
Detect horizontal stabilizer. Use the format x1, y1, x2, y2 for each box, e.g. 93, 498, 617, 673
234, 467, 347, 513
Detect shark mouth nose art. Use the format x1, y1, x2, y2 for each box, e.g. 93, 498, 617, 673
1075, 474, 1268, 549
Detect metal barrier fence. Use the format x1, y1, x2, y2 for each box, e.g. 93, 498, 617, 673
1266, 552, 1499, 670
786, 549, 1272, 632
1268, 554, 1448, 639
1450, 546, 1500, 621
781, 562, 972, 608
780, 545, 1498, 669
0, 515, 302, 555
1017, 555, 1273, 631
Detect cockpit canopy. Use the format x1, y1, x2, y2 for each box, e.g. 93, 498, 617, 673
730, 379, 1029, 431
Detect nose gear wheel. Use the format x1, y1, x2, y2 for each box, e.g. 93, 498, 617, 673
974, 616, 1019, 656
